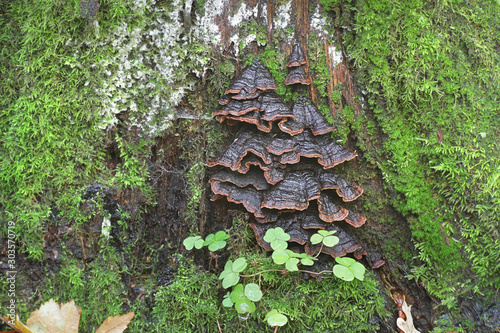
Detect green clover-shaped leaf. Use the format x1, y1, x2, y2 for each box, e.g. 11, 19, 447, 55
333, 264, 354, 281
183, 236, 204, 250
285, 257, 300, 271
350, 262, 366, 281
230, 284, 245, 303
265, 309, 288, 327
244, 283, 263, 302
335, 256, 355, 266
272, 250, 300, 271
232, 257, 248, 272
219, 258, 247, 288
263, 227, 290, 250
333, 257, 366, 281
203, 231, 230, 251
222, 292, 234, 307
310, 230, 339, 247
234, 296, 256, 314
292, 252, 316, 266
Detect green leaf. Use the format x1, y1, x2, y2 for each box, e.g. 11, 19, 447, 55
263, 229, 277, 243
222, 272, 240, 288
310, 234, 323, 245
234, 296, 256, 314
244, 283, 262, 302
230, 284, 244, 302
194, 238, 204, 249
203, 233, 215, 246
264, 227, 291, 250
232, 257, 248, 272
351, 262, 366, 281
322, 235, 339, 247
183, 236, 202, 250
301, 258, 314, 266
215, 230, 230, 241
335, 256, 356, 266
286, 257, 299, 271
208, 240, 226, 251
318, 229, 336, 236
223, 292, 234, 307
272, 249, 289, 265
266, 309, 288, 327
333, 264, 354, 281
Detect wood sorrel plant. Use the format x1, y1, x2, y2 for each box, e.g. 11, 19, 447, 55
183, 227, 366, 329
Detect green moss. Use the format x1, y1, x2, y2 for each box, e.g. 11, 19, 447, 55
41, 244, 126, 332
148, 253, 390, 332
343, 0, 500, 303
259, 46, 300, 102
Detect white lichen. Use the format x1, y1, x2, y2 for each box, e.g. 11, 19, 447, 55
328, 44, 343, 66
86, 0, 213, 136
274, 2, 291, 30
310, 4, 329, 37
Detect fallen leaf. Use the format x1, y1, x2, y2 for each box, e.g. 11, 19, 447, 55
95, 312, 134, 333
396, 301, 421, 333
26, 299, 81, 333
0, 315, 33, 333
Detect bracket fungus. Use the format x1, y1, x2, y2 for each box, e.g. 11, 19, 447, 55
285, 43, 312, 87
209, 49, 377, 268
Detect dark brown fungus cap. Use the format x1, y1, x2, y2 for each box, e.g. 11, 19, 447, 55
287, 43, 307, 67
263, 166, 287, 185
278, 96, 334, 136
254, 210, 280, 223
354, 248, 368, 260
258, 93, 295, 121
216, 112, 273, 133
210, 180, 266, 218
284, 66, 312, 85
210, 169, 270, 191
219, 95, 231, 105
207, 129, 273, 171
344, 209, 366, 228
231, 88, 262, 100
225, 58, 278, 95
318, 169, 364, 202
267, 130, 357, 169
238, 155, 274, 173
214, 98, 260, 117
261, 171, 322, 211
317, 193, 366, 227
317, 193, 349, 222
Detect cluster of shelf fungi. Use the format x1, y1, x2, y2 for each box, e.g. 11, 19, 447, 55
209, 44, 383, 271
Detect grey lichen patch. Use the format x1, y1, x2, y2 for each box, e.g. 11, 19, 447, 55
73, 0, 220, 137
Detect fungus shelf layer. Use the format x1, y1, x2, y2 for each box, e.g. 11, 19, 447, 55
209, 53, 369, 261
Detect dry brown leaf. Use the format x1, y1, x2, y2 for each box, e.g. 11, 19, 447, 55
0, 315, 33, 333
95, 313, 134, 333
26, 299, 81, 333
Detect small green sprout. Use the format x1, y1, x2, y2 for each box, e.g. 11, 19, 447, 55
310, 230, 339, 247
203, 230, 230, 251
265, 309, 288, 327
222, 283, 262, 314
219, 258, 248, 288
263, 227, 291, 250
333, 257, 366, 281
183, 236, 204, 250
